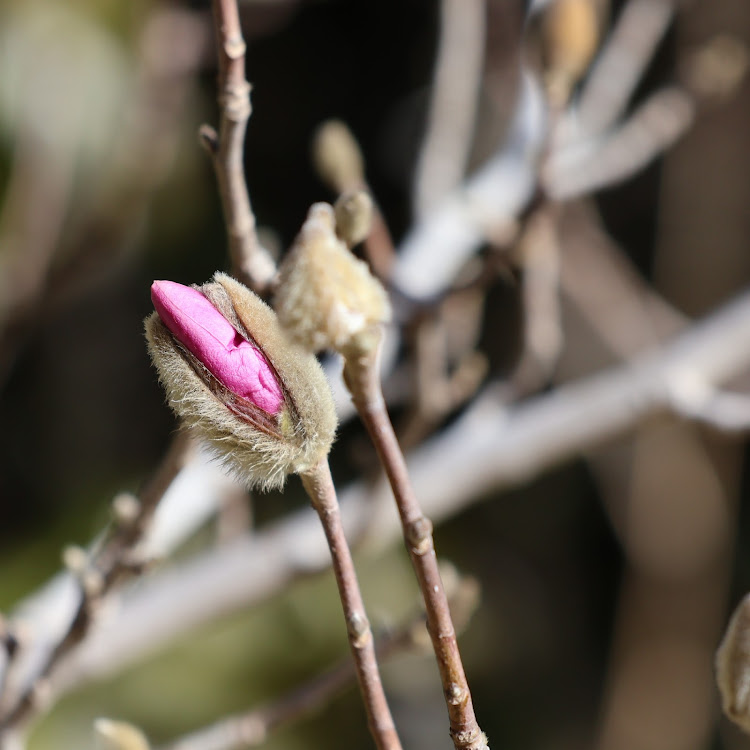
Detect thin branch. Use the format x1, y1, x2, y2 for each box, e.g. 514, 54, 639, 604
546, 87, 695, 200
299, 459, 402, 750
343, 343, 488, 750
510, 204, 563, 392
393, 71, 546, 301
667, 380, 750, 433
413, 0, 486, 219
202, 0, 275, 293
558, 201, 686, 359
575, 0, 677, 137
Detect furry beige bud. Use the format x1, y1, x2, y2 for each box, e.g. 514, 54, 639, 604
334, 189, 373, 247
312, 120, 365, 193
94, 719, 150, 750
275, 203, 391, 355
717, 593, 750, 733
145, 273, 337, 490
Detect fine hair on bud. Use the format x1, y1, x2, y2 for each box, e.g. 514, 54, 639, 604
145, 273, 337, 490
334, 189, 373, 247
275, 203, 391, 355
311, 119, 364, 193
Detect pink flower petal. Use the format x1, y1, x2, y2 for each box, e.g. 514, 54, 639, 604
151, 280, 284, 414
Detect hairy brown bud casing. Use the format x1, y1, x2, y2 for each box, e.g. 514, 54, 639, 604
145, 272, 337, 490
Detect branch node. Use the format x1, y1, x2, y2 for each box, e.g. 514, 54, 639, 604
347, 612, 372, 648
405, 516, 434, 555
446, 682, 467, 706
199, 124, 220, 155
218, 82, 252, 122
223, 36, 246, 60
450, 727, 489, 750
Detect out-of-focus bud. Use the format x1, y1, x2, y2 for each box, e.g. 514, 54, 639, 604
275, 203, 391, 356
145, 273, 337, 490
312, 120, 365, 194
94, 718, 150, 750
716, 593, 750, 733
541, 0, 599, 105
334, 189, 374, 248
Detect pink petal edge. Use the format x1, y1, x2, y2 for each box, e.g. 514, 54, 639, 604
151, 280, 283, 415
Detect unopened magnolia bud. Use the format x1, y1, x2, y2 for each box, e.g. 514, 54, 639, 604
334, 190, 373, 247
312, 120, 365, 193
94, 718, 150, 750
145, 273, 337, 490
275, 203, 391, 355
542, 0, 599, 104
717, 594, 750, 732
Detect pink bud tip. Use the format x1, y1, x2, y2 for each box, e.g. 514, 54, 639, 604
151, 280, 284, 415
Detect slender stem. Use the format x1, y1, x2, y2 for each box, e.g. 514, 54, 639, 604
344, 342, 488, 750
204, 0, 275, 293
300, 459, 402, 750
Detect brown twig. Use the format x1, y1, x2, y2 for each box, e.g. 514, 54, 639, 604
343, 341, 488, 750
0, 432, 193, 735
201, 0, 275, 293
299, 459, 402, 750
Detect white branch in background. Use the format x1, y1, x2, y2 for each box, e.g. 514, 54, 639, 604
51, 286, 750, 696
574, 0, 676, 138
546, 87, 695, 200
412, 0, 486, 220
5, 447, 236, 710
394, 71, 547, 300
667, 373, 750, 433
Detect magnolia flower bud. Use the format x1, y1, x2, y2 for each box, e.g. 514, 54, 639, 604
275, 203, 391, 355
145, 273, 337, 490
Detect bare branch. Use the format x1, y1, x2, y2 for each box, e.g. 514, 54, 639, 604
204, 0, 275, 293
413, 0, 486, 219
547, 87, 695, 200
300, 460, 402, 750
575, 0, 677, 137
344, 341, 488, 750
